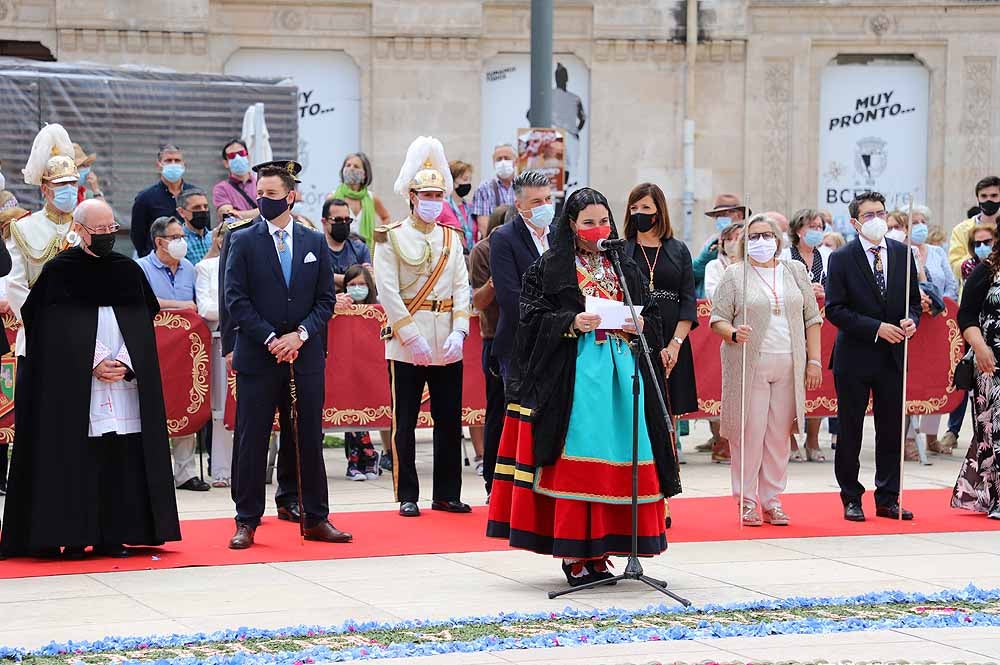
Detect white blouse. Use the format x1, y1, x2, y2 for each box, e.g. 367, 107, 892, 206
195, 257, 220, 329
90, 307, 141, 437
751, 264, 792, 354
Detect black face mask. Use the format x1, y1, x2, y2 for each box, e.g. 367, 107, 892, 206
329, 223, 350, 243
455, 183, 472, 198
980, 200, 1000, 217
189, 210, 210, 230
632, 212, 656, 233
88, 232, 116, 257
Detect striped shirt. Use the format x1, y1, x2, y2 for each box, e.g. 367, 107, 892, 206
470, 178, 515, 218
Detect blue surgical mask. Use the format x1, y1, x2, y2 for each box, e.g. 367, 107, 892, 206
975, 243, 992, 261
526, 203, 555, 229
52, 184, 78, 213
228, 155, 250, 176
346, 285, 369, 302
803, 228, 824, 248
77, 166, 91, 181
910, 223, 929, 245
161, 163, 185, 183
715, 216, 732, 233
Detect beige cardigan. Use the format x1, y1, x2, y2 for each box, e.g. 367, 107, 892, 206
709, 260, 823, 440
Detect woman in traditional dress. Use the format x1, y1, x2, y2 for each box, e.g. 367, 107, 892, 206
486, 187, 682, 587
952, 224, 1000, 520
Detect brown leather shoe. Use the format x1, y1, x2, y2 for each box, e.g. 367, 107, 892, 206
229, 523, 256, 549
303, 520, 352, 543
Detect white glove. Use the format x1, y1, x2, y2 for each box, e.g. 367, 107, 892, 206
404, 335, 433, 366
442, 331, 465, 364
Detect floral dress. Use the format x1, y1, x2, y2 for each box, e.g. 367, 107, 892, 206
952, 267, 1000, 514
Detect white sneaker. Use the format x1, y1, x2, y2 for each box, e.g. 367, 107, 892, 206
345, 466, 366, 481
988, 509, 1000, 520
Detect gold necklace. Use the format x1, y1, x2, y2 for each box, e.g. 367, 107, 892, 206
751, 263, 781, 315
639, 242, 661, 290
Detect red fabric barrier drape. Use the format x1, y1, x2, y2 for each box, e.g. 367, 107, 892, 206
686, 298, 965, 419
0, 310, 212, 442
223, 305, 487, 431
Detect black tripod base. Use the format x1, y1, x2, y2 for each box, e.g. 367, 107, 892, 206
547, 556, 691, 606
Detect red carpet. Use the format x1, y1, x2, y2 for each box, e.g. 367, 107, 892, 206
1, 488, 997, 579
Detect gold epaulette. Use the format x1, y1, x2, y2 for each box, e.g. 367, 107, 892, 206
225, 218, 254, 234
0, 207, 29, 241
374, 221, 403, 243
293, 215, 317, 231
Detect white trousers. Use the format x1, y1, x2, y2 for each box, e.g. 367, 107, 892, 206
171, 435, 197, 486
730, 353, 795, 510
209, 331, 233, 481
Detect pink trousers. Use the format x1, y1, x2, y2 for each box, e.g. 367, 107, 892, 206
730, 352, 795, 510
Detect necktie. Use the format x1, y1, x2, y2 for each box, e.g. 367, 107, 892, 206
276, 229, 291, 286
870, 246, 885, 298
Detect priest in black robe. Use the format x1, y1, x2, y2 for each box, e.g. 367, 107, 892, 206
0, 199, 180, 558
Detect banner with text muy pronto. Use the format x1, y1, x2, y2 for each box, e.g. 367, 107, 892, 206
0, 310, 212, 443
223, 306, 487, 431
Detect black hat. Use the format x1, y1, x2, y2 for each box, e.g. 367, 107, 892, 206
253, 160, 302, 183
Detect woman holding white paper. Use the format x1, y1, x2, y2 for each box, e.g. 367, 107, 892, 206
486, 187, 681, 588
709, 214, 823, 527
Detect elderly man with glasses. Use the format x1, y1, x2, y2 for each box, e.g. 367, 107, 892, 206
825, 190, 922, 523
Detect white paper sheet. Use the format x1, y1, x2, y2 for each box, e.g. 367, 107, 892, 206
585, 295, 632, 330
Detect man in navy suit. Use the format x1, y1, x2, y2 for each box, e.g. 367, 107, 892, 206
825, 191, 922, 523
489, 170, 554, 380
224, 161, 350, 549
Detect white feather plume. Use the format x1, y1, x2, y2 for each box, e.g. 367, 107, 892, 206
22, 123, 74, 186
393, 136, 453, 197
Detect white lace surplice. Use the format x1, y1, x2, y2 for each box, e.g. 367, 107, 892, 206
89, 306, 141, 437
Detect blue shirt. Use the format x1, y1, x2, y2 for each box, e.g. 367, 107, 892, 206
130, 180, 198, 257
183, 225, 213, 265
328, 237, 371, 276
137, 252, 197, 302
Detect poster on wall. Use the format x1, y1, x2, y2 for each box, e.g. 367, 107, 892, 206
481, 55, 589, 193
817, 59, 929, 231
224, 49, 361, 222
517, 128, 565, 192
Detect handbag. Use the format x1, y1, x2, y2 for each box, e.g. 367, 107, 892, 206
954, 347, 975, 391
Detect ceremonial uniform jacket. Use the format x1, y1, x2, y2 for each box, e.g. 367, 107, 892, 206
5, 205, 73, 356
373, 215, 471, 364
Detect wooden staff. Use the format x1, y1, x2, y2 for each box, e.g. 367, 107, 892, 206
898, 193, 916, 521
738, 195, 751, 529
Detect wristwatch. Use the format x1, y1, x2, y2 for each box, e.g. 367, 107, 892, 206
731, 330, 738, 343
297, 326, 309, 342
672, 336, 684, 346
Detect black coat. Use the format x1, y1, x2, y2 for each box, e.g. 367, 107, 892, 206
489, 215, 544, 364
0, 249, 181, 555
507, 236, 682, 499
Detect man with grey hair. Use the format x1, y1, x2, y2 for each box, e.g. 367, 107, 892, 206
471, 143, 517, 239
136, 215, 208, 492
488, 169, 554, 379
131, 143, 198, 257
175, 188, 213, 264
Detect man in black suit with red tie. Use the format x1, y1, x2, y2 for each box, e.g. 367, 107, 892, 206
825, 191, 922, 522
224, 160, 350, 549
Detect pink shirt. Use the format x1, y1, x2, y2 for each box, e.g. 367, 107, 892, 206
438, 199, 475, 249
212, 175, 258, 213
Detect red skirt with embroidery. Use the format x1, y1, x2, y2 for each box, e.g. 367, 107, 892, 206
486, 407, 667, 560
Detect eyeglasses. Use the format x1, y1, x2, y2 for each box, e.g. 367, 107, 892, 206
859, 212, 888, 222
747, 232, 776, 241
326, 217, 352, 224
82, 223, 120, 235
160, 233, 185, 241
226, 149, 248, 159
975, 240, 993, 248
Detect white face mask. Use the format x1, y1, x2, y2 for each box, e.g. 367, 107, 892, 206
416, 198, 443, 222
747, 238, 777, 263
166, 237, 188, 260
860, 217, 888, 244
885, 228, 906, 243
494, 159, 514, 179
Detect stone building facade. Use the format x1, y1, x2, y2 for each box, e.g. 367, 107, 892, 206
2, 0, 999, 245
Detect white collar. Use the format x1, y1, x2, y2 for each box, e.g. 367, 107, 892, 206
859, 233, 887, 254
266, 218, 293, 237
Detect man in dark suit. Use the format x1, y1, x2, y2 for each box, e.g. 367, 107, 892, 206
224, 160, 350, 549
825, 190, 922, 523
489, 170, 554, 380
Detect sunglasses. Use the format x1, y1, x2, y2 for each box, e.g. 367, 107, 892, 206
226, 149, 249, 159
327, 217, 352, 224
975, 240, 993, 248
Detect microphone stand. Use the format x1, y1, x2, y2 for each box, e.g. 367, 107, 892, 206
548, 243, 690, 607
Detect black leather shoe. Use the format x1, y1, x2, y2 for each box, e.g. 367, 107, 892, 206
844, 502, 866, 522
431, 500, 472, 513
62, 546, 87, 559
277, 504, 302, 523
399, 502, 420, 517
177, 477, 211, 492
876, 503, 913, 520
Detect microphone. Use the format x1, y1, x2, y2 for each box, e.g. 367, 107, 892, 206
595, 237, 626, 252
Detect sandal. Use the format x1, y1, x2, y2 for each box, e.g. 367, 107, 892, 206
789, 449, 804, 463
211, 478, 231, 488
805, 447, 826, 463
741, 501, 763, 527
